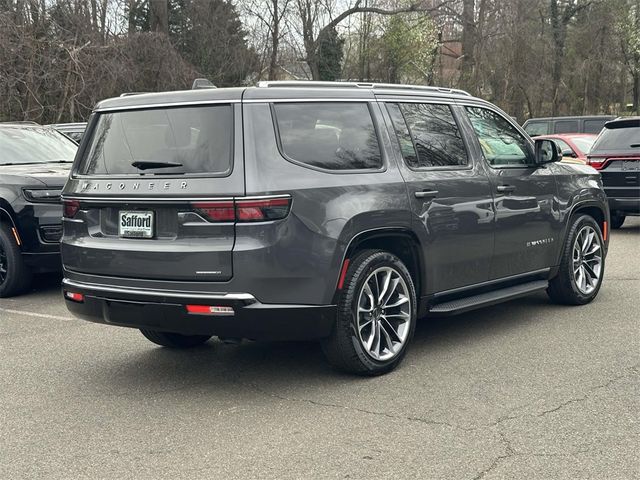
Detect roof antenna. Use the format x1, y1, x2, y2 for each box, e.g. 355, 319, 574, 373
192, 78, 217, 89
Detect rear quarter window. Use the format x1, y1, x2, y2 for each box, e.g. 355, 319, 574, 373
273, 102, 382, 171
79, 104, 233, 176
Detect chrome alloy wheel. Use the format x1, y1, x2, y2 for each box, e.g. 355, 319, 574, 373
356, 267, 411, 361
572, 225, 603, 295
0, 242, 7, 285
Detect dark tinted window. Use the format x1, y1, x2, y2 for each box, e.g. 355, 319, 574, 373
387, 103, 468, 168
524, 122, 548, 136
0, 127, 77, 165
591, 119, 640, 153
80, 105, 233, 175
274, 102, 382, 170
554, 120, 579, 134
583, 119, 607, 134
466, 107, 534, 167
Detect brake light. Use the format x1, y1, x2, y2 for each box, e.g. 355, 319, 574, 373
191, 196, 291, 223
193, 201, 235, 222
63, 199, 80, 218
236, 197, 291, 222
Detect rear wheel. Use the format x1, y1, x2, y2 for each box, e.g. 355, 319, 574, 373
610, 214, 625, 229
548, 215, 604, 305
0, 223, 32, 298
140, 329, 212, 348
321, 250, 417, 376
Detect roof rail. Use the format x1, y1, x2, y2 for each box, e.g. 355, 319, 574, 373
119, 92, 147, 97
0, 120, 40, 125
256, 80, 471, 97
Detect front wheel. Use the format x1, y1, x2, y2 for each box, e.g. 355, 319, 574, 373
140, 329, 212, 348
321, 250, 417, 376
0, 223, 32, 298
548, 215, 605, 305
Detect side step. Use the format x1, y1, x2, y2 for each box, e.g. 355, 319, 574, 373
429, 280, 549, 316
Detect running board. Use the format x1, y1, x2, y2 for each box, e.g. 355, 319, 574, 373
429, 280, 549, 316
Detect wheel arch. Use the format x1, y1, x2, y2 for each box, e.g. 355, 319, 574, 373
555, 200, 609, 267
334, 228, 424, 302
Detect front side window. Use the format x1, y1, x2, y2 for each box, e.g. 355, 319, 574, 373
80, 105, 233, 176
524, 122, 549, 137
466, 107, 534, 167
386, 102, 468, 168
273, 102, 382, 171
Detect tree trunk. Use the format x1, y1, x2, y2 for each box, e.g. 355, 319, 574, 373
460, 0, 476, 93
150, 0, 169, 35
268, 0, 279, 80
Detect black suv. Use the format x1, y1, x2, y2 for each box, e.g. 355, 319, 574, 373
0, 123, 77, 296
61, 82, 609, 375
587, 117, 640, 229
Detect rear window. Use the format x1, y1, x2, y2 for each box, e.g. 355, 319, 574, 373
591, 119, 640, 154
79, 105, 233, 175
273, 102, 382, 171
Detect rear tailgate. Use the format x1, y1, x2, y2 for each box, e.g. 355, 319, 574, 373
61, 101, 245, 282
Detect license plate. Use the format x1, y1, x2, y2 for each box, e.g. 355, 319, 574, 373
119, 211, 154, 238
622, 161, 640, 171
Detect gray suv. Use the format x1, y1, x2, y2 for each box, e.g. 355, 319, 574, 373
61, 81, 610, 375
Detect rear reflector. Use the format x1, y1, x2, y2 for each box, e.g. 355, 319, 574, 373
186, 305, 234, 316
65, 291, 84, 302
191, 196, 291, 223
63, 199, 80, 218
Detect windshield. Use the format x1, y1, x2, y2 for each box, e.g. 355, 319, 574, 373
0, 126, 77, 165
79, 105, 233, 176
571, 136, 596, 154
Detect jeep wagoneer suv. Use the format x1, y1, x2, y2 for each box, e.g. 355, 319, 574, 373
61, 81, 609, 375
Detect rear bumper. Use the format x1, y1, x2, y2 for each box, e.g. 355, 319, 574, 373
607, 196, 640, 215
62, 278, 336, 341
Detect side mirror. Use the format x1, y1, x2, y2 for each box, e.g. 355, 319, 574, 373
561, 148, 577, 158
535, 139, 560, 165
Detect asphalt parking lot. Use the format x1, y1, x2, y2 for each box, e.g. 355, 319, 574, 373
1, 219, 638, 480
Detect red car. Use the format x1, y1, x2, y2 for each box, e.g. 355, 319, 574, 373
533, 134, 597, 163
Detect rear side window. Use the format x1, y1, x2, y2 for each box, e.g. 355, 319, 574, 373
386, 102, 468, 168
583, 119, 606, 134
554, 120, 579, 134
273, 102, 382, 171
80, 105, 233, 175
591, 119, 640, 154
524, 122, 548, 136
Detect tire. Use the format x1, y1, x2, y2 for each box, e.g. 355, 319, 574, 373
547, 215, 605, 305
321, 250, 417, 376
0, 223, 32, 298
610, 214, 625, 230
139, 329, 212, 348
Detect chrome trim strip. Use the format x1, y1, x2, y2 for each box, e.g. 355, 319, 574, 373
62, 278, 257, 303
61, 194, 291, 203
243, 98, 374, 103
95, 99, 240, 112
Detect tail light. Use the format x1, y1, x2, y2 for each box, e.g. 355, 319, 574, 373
63, 199, 80, 218
586, 155, 607, 170
191, 196, 291, 223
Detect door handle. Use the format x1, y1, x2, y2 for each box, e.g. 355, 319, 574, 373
496, 185, 516, 193
415, 190, 439, 199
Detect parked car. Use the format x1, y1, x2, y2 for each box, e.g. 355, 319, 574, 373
0, 122, 77, 297
49, 122, 87, 143
523, 115, 615, 137
533, 134, 597, 163
587, 117, 640, 229
61, 81, 609, 375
